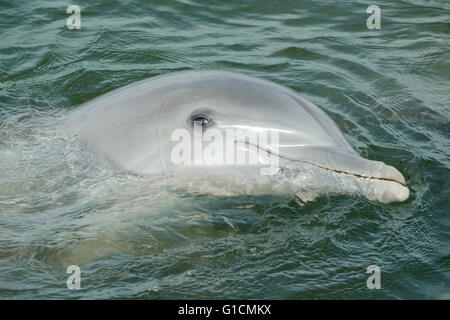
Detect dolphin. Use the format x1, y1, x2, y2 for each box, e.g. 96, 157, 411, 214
66, 70, 409, 203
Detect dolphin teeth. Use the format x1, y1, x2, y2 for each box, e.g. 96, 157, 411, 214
380, 164, 406, 185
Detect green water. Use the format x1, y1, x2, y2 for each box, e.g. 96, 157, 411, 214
0, 0, 449, 299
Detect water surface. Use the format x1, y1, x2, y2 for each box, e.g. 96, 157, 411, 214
0, 0, 449, 299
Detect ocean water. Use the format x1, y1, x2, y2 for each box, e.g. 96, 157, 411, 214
0, 0, 449, 299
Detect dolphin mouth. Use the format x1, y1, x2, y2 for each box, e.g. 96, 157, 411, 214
249, 143, 405, 184
280, 154, 406, 185
245, 141, 410, 203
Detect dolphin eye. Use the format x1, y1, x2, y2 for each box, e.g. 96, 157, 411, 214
191, 115, 212, 128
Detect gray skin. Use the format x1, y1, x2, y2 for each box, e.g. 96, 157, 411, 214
66, 70, 409, 203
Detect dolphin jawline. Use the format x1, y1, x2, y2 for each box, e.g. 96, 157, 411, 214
242, 141, 405, 185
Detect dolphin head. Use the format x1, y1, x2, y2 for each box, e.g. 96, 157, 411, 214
68, 71, 409, 203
